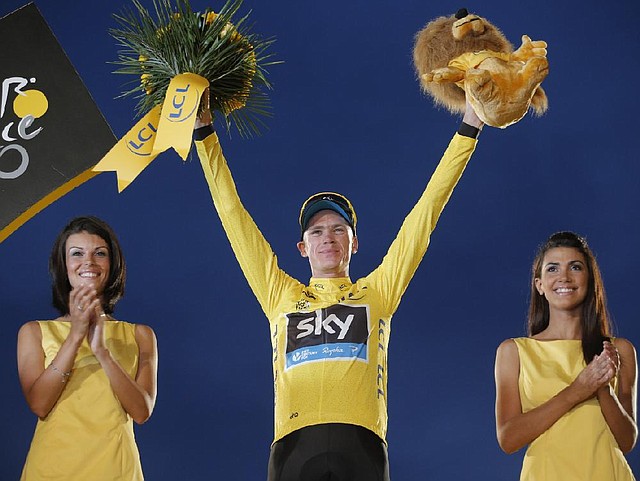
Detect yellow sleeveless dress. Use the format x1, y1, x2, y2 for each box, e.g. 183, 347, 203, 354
514, 338, 635, 481
21, 319, 144, 481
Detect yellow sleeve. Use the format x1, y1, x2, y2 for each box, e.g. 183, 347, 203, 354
368, 133, 478, 315
195, 132, 297, 317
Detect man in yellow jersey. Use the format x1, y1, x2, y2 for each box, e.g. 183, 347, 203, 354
194, 93, 483, 480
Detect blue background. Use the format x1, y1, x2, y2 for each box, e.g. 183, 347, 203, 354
1, 0, 639, 479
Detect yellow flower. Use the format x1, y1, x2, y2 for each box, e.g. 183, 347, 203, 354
222, 49, 256, 114
139, 55, 153, 95
203, 11, 217, 25
141, 73, 153, 95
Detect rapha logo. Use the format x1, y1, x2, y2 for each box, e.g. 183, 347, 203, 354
284, 304, 369, 369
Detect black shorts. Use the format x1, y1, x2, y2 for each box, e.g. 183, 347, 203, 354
267, 423, 390, 481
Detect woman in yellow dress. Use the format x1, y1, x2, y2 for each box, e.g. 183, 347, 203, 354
494, 231, 637, 481
17, 216, 158, 480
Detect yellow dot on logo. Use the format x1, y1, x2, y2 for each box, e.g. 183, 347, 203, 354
13, 90, 49, 118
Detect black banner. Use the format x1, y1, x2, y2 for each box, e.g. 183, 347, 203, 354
0, 3, 115, 242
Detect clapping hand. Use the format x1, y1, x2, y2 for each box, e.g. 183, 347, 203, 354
68, 285, 101, 342
573, 342, 619, 401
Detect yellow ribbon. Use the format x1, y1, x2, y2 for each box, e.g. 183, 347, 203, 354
93, 73, 209, 192
154, 73, 209, 159
93, 105, 161, 192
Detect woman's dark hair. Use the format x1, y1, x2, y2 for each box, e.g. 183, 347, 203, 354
49, 216, 126, 315
528, 231, 611, 363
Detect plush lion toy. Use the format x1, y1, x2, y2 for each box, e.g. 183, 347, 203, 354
413, 8, 549, 128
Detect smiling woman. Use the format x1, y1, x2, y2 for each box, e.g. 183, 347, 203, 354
65, 233, 111, 293
494, 231, 637, 481
16, 216, 158, 481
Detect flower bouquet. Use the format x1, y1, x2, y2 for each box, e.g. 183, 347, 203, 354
111, 0, 277, 137
95, 0, 278, 191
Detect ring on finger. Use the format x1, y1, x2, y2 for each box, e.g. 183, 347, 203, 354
77, 304, 84, 311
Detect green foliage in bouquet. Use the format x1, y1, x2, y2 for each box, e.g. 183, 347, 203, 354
111, 0, 278, 137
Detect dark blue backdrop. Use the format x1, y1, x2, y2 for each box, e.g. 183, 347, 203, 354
1, 0, 639, 479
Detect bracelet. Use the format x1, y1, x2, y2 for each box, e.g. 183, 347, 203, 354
50, 363, 72, 383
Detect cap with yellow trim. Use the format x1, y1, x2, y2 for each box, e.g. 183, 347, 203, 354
299, 192, 357, 238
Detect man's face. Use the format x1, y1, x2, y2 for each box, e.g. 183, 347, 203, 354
297, 210, 358, 278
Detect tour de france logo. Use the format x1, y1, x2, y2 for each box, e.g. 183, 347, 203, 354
0, 76, 48, 180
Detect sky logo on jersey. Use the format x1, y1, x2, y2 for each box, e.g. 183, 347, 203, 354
285, 304, 369, 369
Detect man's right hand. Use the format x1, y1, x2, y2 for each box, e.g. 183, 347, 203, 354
194, 87, 213, 129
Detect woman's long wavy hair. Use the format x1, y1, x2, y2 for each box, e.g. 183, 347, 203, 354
49, 216, 126, 316
528, 231, 611, 363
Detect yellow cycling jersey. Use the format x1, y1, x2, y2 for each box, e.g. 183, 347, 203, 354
196, 131, 477, 443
